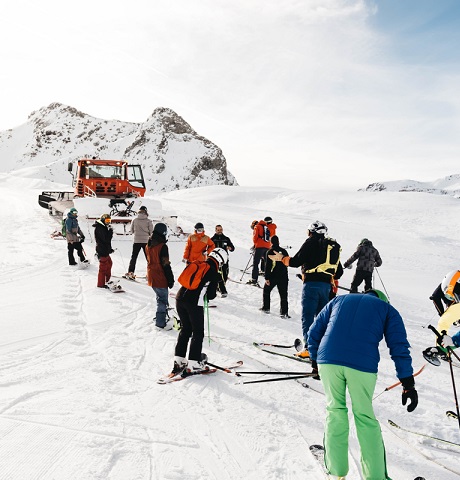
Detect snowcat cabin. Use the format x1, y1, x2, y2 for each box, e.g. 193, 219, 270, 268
74, 159, 146, 198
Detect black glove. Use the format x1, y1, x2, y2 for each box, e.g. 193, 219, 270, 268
80, 237, 85, 243
168, 282, 174, 289
311, 360, 320, 380
400, 376, 418, 412
110, 249, 114, 254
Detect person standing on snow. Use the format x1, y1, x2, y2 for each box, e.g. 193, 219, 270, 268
343, 238, 382, 293
211, 224, 235, 297
146, 223, 174, 329
94, 214, 114, 289
268, 220, 343, 357
260, 235, 290, 318
308, 289, 417, 480
247, 218, 271, 286
170, 248, 229, 376
430, 269, 460, 316
65, 207, 88, 266
183, 222, 215, 264
125, 206, 153, 280
260, 216, 277, 274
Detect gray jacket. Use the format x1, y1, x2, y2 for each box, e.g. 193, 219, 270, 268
344, 240, 382, 272
130, 212, 153, 243
65, 214, 84, 244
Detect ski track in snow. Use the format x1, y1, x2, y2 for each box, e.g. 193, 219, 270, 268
0, 176, 460, 479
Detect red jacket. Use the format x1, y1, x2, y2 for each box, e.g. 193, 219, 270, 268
253, 221, 271, 249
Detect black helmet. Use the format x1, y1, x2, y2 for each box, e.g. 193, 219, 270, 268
194, 222, 204, 230
264, 216, 273, 224
153, 222, 168, 240
138, 206, 148, 213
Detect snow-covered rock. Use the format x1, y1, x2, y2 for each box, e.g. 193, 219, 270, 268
0, 103, 238, 193
362, 174, 460, 198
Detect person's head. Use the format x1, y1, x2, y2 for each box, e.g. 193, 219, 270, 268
194, 222, 204, 233
270, 235, 280, 248
153, 222, 168, 241
208, 247, 229, 267
100, 213, 111, 225
307, 220, 327, 236
365, 289, 389, 303
264, 216, 273, 224
250, 220, 258, 230
215, 224, 223, 234
138, 206, 148, 214
69, 207, 78, 217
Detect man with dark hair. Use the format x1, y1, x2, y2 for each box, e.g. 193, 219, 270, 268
211, 225, 235, 297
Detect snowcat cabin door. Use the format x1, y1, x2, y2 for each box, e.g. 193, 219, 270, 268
127, 165, 146, 195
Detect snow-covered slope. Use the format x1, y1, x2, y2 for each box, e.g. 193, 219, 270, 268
363, 174, 460, 198
1, 173, 460, 480
0, 103, 238, 193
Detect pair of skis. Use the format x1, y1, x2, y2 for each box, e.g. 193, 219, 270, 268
157, 359, 243, 384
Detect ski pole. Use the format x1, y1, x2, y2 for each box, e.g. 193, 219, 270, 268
374, 267, 390, 301
428, 325, 460, 430
256, 339, 302, 349
237, 371, 314, 375
240, 374, 317, 385
240, 252, 254, 281
205, 296, 211, 346
373, 364, 426, 400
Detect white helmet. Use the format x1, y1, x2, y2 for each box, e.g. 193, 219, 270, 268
208, 247, 229, 267
308, 220, 327, 235
441, 270, 460, 302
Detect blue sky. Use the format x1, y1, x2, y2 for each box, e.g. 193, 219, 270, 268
0, 0, 459, 190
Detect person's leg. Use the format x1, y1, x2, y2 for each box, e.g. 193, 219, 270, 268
319, 364, 349, 478
278, 279, 288, 315
363, 271, 373, 291
350, 270, 365, 293
106, 255, 113, 283
174, 301, 192, 358
74, 242, 85, 261
187, 306, 205, 361
153, 287, 169, 327
262, 282, 274, 311
301, 282, 330, 344
97, 257, 109, 287
128, 243, 143, 273
251, 248, 264, 280
345, 367, 389, 480
68, 243, 77, 265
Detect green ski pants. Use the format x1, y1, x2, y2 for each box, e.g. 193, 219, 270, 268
319, 364, 390, 480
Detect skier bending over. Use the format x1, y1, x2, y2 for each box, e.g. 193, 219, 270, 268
308, 289, 417, 480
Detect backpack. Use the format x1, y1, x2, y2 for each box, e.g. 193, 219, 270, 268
61, 218, 67, 237
262, 225, 270, 243
178, 261, 210, 290
305, 237, 341, 276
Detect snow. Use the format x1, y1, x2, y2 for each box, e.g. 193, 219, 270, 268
1, 172, 460, 480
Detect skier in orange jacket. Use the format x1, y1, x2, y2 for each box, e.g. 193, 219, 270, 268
183, 222, 215, 264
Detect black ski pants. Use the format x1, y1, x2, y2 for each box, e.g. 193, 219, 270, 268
217, 263, 229, 294
350, 269, 373, 293
175, 299, 205, 361
128, 243, 147, 273
262, 277, 288, 315
68, 242, 85, 265
252, 247, 268, 281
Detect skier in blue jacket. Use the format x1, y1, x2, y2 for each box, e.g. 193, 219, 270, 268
308, 290, 417, 480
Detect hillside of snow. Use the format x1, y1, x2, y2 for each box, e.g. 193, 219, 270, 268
1, 172, 460, 479
363, 174, 460, 198
0, 103, 237, 193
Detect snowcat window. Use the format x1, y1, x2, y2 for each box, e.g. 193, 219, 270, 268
86, 165, 124, 179
127, 165, 145, 188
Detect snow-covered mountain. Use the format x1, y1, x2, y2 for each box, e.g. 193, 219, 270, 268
0, 103, 238, 193
362, 174, 460, 198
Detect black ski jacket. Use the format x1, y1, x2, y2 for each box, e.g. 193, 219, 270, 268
211, 233, 235, 252
94, 221, 114, 258
265, 246, 289, 282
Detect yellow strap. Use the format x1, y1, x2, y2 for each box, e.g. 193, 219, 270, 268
304, 244, 340, 276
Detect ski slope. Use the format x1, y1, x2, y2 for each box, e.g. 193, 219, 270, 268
0, 172, 460, 480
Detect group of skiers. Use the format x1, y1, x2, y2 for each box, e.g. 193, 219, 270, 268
64, 207, 460, 480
